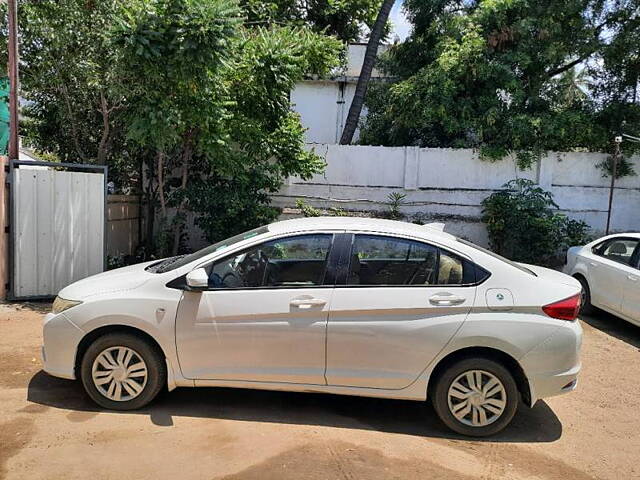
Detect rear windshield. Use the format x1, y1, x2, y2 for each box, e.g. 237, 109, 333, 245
456, 238, 537, 276
147, 226, 269, 273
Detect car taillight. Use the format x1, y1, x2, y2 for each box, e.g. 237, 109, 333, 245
542, 294, 581, 321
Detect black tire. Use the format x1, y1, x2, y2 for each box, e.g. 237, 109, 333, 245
80, 333, 166, 410
431, 357, 519, 437
575, 275, 595, 316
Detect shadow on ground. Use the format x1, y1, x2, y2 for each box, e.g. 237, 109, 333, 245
580, 309, 640, 349
27, 371, 561, 443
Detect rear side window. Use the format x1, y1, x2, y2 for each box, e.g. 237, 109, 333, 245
347, 235, 486, 286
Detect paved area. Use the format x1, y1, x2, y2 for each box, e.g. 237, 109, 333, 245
1, 302, 639, 479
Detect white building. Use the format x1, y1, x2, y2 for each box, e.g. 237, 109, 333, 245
291, 43, 389, 144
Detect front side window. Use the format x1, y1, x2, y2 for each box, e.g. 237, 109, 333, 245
347, 235, 482, 286
207, 234, 333, 289
596, 238, 640, 266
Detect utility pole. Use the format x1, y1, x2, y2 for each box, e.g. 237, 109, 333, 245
7, 0, 19, 160
605, 136, 622, 235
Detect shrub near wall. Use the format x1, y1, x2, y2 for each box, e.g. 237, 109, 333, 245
481, 179, 592, 267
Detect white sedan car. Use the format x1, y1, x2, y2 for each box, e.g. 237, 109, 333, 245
564, 233, 640, 326
43, 217, 582, 437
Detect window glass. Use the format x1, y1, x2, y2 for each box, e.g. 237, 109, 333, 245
597, 239, 640, 266
348, 235, 438, 285
456, 238, 536, 277
207, 234, 332, 288
148, 226, 269, 273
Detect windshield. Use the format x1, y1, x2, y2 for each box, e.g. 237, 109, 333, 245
147, 226, 270, 273
456, 238, 537, 276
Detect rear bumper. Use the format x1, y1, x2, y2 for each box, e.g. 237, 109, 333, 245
520, 320, 583, 406
42, 312, 84, 380
526, 362, 580, 404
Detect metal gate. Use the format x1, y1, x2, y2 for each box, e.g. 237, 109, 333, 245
9, 160, 107, 300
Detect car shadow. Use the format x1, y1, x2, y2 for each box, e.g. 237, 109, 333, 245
580, 309, 640, 349
27, 371, 561, 443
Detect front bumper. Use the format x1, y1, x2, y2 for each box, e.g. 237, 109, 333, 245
42, 312, 85, 380
520, 319, 583, 405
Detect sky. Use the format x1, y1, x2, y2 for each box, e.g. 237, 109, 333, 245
390, 0, 412, 41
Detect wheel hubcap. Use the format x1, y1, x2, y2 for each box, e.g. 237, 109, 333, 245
447, 370, 507, 427
91, 346, 148, 402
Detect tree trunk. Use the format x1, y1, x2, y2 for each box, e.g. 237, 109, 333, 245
171, 129, 195, 255
339, 0, 395, 145
96, 91, 110, 165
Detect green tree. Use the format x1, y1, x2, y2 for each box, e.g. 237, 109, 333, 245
111, 0, 341, 252
240, 0, 382, 42
1, 0, 342, 255
359, 0, 640, 167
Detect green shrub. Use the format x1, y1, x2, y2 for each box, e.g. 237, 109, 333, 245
296, 199, 321, 217
481, 179, 591, 267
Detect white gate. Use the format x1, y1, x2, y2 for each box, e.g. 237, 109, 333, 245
10, 160, 107, 299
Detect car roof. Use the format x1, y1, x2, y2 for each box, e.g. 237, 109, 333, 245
267, 216, 456, 241
591, 232, 640, 243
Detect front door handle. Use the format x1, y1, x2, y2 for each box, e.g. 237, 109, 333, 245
589, 262, 598, 267
290, 297, 326, 308
628, 275, 638, 282
429, 293, 466, 306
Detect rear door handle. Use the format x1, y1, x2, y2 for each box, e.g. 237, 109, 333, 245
429, 293, 466, 306
589, 262, 598, 267
290, 297, 326, 308
629, 275, 638, 282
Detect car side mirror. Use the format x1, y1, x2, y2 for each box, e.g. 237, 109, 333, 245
185, 268, 208, 290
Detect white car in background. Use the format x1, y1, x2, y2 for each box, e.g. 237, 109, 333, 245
42, 217, 582, 437
564, 233, 640, 326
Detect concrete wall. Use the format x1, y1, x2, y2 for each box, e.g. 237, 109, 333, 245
273, 145, 640, 246
291, 43, 388, 144
107, 195, 141, 257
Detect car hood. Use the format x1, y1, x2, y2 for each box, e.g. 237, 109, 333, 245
518, 263, 582, 289
57, 260, 160, 300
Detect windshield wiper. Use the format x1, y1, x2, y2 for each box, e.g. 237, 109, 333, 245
155, 255, 187, 273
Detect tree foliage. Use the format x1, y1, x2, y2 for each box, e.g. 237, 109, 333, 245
360, 0, 640, 168
1, 0, 342, 254
240, 0, 382, 42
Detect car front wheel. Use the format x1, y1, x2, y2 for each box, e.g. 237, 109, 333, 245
432, 357, 519, 437
80, 333, 166, 410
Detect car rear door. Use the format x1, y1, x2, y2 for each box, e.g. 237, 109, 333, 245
622, 244, 640, 324
325, 233, 480, 390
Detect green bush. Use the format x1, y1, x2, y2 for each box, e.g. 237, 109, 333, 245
481, 179, 591, 267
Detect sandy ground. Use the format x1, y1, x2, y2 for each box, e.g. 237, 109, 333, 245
1, 302, 639, 480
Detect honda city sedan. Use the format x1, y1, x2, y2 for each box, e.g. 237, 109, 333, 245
42, 217, 582, 436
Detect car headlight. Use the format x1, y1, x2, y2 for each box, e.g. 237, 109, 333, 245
52, 296, 83, 314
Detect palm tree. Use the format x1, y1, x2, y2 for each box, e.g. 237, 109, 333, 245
339, 0, 395, 145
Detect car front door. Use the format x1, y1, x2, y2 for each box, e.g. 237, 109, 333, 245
174, 233, 338, 384
589, 238, 640, 314
622, 244, 640, 324
325, 234, 480, 390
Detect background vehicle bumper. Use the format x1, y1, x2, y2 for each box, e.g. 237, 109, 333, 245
42, 312, 84, 380
520, 319, 583, 406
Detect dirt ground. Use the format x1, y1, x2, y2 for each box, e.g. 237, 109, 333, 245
1, 303, 639, 480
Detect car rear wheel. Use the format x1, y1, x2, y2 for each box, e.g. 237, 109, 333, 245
432, 357, 518, 437
575, 276, 595, 316
80, 333, 165, 410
